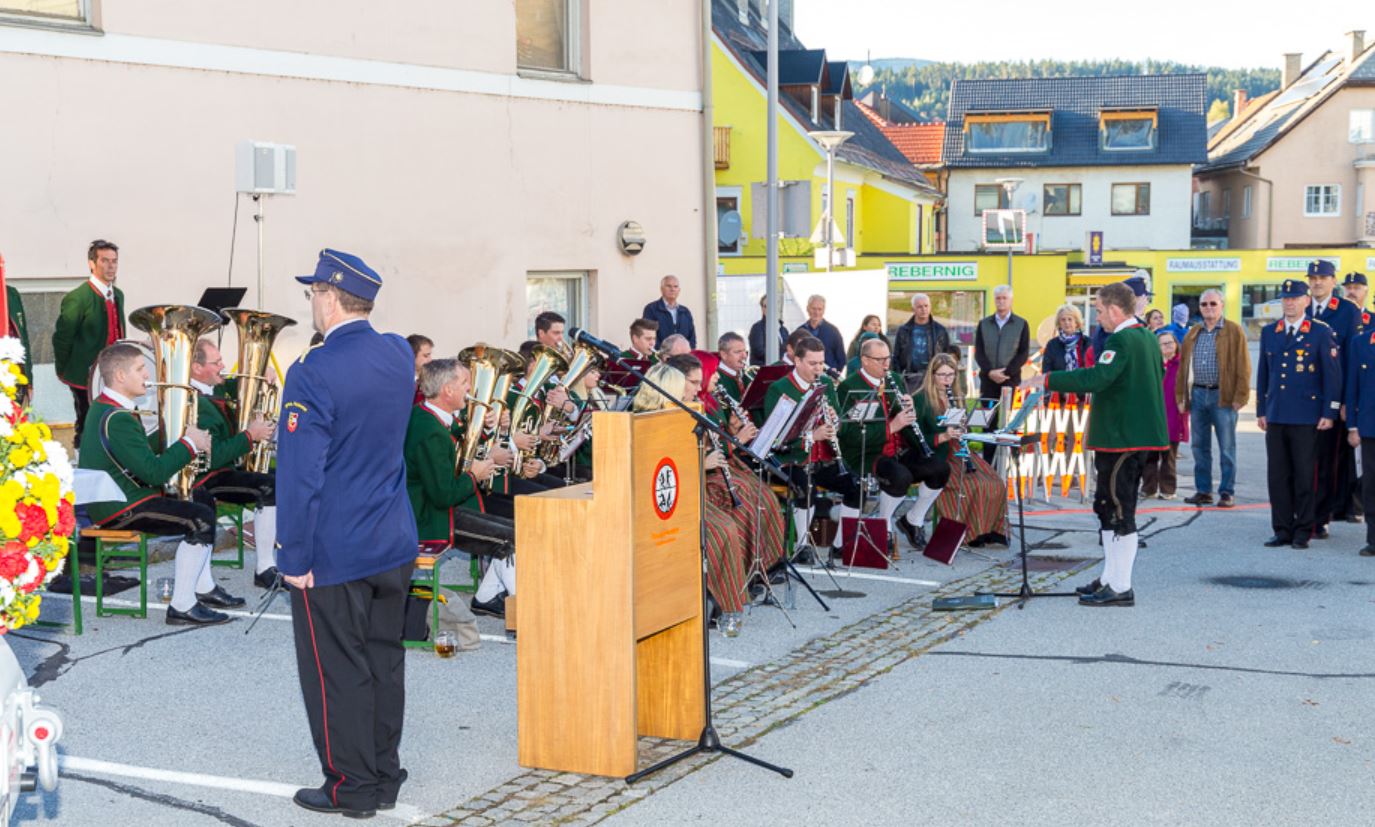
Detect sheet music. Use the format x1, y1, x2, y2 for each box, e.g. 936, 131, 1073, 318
967, 405, 997, 429
750, 396, 797, 459
1002, 389, 1043, 432
846, 401, 880, 422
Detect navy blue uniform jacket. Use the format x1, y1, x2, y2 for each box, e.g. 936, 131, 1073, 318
1257, 318, 1340, 426
1345, 329, 1375, 438
276, 320, 419, 587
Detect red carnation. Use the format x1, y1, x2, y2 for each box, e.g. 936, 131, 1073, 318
55, 501, 75, 537
0, 545, 27, 581
14, 503, 49, 543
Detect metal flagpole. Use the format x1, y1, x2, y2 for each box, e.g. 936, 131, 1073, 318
764, 0, 780, 364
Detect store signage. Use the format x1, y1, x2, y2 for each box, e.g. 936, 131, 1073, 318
886, 261, 978, 281
1267, 256, 1340, 272
1166, 257, 1241, 272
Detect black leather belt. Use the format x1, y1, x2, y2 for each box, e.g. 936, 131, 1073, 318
1193, 384, 1219, 390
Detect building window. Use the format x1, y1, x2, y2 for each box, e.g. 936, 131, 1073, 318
0, 0, 89, 27
845, 193, 856, 247
1043, 184, 1082, 216
1222, 189, 1231, 218
964, 113, 1051, 154
516, 0, 579, 75
1351, 110, 1375, 144
1304, 184, 1341, 217
974, 184, 1010, 216
1111, 183, 1151, 216
1100, 111, 1157, 151
526, 271, 588, 336
1242, 185, 1253, 219
716, 188, 743, 256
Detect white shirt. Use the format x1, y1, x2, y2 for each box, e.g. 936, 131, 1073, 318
1284, 319, 1302, 336
88, 276, 114, 301
102, 388, 136, 409
995, 311, 1012, 329
789, 368, 811, 390
323, 317, 366, 341
1114, 318, 1137, 333
719, 364, 738, 377
190, 378, 215, 396
423, 401, 455, 428
860, 368, 883, 387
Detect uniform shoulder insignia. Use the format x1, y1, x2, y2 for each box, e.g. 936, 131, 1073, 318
1330, 296, 1340, 310
1274, 320, 1284, 333
1363, 312, 1370, 325
1099, 350, 1116, 365
1300, 320, 1312, 333
297, 342, 324, 364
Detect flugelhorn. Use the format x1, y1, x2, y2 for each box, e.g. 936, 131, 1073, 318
507, 345, 568, 471
129, 305, 223, 500
221, 308, 296, 473
456, 344, 524, 474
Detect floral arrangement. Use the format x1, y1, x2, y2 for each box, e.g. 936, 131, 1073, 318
0, 339, 75, 633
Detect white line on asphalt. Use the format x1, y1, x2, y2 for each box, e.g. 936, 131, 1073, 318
710, 657, 751, 669
59, 755, 424, 821
794, 567, 942, 587
42, 593, 293, 622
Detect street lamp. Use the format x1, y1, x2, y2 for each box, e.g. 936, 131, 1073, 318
995, 177, 1023, 287
808, 130, 854, 272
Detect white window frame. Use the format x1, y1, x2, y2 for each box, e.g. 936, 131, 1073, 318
845, 192, 856, 248
526, 270, 589, 336
1242, 185, 1253, 220
810, 86, 819, 124
0, 0, 93, 31
716, 185, 744, 257
1304, 184, 1341, 218
1350, 109, 1375, 144
516, 0, 582, 79
834, 97, 843, 129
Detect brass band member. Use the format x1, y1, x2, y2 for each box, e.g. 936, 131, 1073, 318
77, 343, 231, 625
54, 239, 125, 449
619, 318, 659, 362
762, 335, 862, 561
534, 311, 566, 350
406, 334, 434, 405
921, 353, 1008, 547
189, 339, 280, 589
715, 331, 751, 404
835, 337, 951, 550
658, 333, 691, 362
404, 359, 516, 618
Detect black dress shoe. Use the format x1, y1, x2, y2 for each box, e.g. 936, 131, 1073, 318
1313, 527, 1330, 540
1074, 578, 1102, 596
379, 768, 407, 811
791, 545, 816, 566
166, 602, 232, 626
1360, 545, 1375, 557
470, 593, 505, 619
897, 519, 926, 550
1078, 585, 1134, 607
1263, 535, 1292, 548
1292, 539, 1310, 550
293, 786, 375, 819
253, 567, 280, 589
196, 585, 246, 609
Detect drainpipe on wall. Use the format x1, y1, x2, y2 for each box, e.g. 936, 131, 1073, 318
701, 0, 719, 347
1235, 167, 1274, 248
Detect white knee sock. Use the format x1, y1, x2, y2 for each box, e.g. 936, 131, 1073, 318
792, 507, 814, 545
474, 561, 505, 602
906, 484, 942, 527
1110, 533, 1138, 592
194, 545, 217, 594
494, 556, 516, 596
877, 493, 905, 525
254, 506, 277, 573
831, 505, 860, 548
173, 541, 212, 611
1099, 530, 1118, 589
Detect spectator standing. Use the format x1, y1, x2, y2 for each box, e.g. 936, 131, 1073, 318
846, 314, 887, 361
1176, 288, 1250, 508
748, 294, 788, 366
642, 275, 696, 349
973, 285, 1029, 461
793, 294, 846, 374
1141, 330, 1188, 499
1041, 305, 1094, 374
1165, 303, 1191, 342
1145, 309, 1165, 331
892, 293, 952, 391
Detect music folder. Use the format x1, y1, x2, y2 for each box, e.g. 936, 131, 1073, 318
197, 287, 248, 315
739, 365, 792, 411
603, 358, 650, 391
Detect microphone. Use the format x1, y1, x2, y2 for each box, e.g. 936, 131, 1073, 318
568, 327, 622, 358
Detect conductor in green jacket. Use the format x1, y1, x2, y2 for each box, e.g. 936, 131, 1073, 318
53, 239, 126, 449
1023, 281, 1168, 607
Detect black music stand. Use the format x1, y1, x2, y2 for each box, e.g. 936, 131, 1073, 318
834, 387, 895, 578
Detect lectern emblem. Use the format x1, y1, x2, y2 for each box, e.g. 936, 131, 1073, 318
652, 457, 679, 520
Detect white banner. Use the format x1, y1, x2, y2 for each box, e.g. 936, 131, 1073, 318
1166, 257, 1241, 272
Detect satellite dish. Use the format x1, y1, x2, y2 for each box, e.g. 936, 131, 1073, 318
857, 64, 875, 86
718, 210, 743, 246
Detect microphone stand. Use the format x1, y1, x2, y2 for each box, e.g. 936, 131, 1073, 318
575, 338, 791, 783
244, 573, 284, 635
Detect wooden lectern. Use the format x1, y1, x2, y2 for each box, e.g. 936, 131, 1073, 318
515, 407, 706, 778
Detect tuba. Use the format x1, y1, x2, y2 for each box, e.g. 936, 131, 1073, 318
129, 305, 223, 500
221, 308, 296, 473
507, 345, 568, 471
535, 342, 607, 464
456, 344, 524, 474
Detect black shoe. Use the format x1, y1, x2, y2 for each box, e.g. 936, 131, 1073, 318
897, 519, 926, 550
1263, 535, 1292, 548
1078, 585, 1135, 607
1360, 545, 1375, 557
1074, 578, 1102, 596
378, 769, 407, 811
1183, 493, 1213, 506
166, 602, 232, 626
470, 592, 506, 619
1347, 514, 1363, 524
768, 569, 787, 585
293, 787, 376, 819
195, 584, 246, 609
791, 545, 815, 566
1292, 539, 1310, 550
1314, 527, 1330, 540
253, 567, 280, 589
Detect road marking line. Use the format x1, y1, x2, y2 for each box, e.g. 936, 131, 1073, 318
710, 657, 751, 669
60, 755, 423, 821
795, 567, 941, 587
41, 593, 293, 622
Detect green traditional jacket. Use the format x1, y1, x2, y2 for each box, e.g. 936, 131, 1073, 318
716, 367, 747, 405
1044, 322, 1168, 452
762, 370, 842, 465
7, 286, 32, 392
617, 348, 657, 365
194, 391, 251, 480
403, 404, 483, 543
911, 391, 951, 463
77, 395, 195, 523
52, 280, 125, 387
835, 368, 918, 472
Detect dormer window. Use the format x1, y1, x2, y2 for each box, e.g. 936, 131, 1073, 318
1100, 109, 1157, 151
964, 112, 1051, 153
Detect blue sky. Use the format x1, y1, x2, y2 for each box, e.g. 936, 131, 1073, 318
792, 0, 1372, 70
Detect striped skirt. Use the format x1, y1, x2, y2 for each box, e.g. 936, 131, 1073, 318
703, 460, 787, 613
934, 449, 1008, 540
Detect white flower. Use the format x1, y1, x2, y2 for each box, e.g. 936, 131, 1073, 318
0, 339, 25, 366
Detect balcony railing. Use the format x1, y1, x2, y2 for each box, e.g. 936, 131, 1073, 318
714, 126, 731, 169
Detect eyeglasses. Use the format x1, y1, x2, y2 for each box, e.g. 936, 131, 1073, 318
864, 355, 892, 363
304, 286, 329, 300
1199, 301, 1220, 307
933, 371, 957, 379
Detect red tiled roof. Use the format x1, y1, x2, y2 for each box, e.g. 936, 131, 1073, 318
855, 100, 944, 166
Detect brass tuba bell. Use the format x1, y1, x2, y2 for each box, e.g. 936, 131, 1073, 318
221, 308, 296, 473
456, 343, 524, 475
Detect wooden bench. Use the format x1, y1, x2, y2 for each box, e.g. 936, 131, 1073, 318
82, 528, 148, 619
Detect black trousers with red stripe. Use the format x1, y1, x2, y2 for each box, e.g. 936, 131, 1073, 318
289, 561, 413, 810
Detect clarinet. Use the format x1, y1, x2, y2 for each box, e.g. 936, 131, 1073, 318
946, 387, 975, 472
889, 373, 934, 458
714, 387, 751, 429
706, 430, 741, 508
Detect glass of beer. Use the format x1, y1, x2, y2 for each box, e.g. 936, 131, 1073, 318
155, 577, 174, 604
433, 630, 458, 658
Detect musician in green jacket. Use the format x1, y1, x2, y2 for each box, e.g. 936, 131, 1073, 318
404, 358, 514, 618
53, 239, 126, 449
76, 343, 237, 626
618, 318, 659, 363
189, 339, 278, 589
762, 335, 861, 559
835, 337, 951, 549
715, 331, 750, 404
1025, 281, 1168, 607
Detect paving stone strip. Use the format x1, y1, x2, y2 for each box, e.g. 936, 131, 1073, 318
421, 557, 1095, 826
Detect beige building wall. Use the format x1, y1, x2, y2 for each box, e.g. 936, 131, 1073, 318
0, 1, 708, 423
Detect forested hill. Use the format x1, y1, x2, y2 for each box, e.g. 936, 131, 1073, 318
852, 59, 1281, 123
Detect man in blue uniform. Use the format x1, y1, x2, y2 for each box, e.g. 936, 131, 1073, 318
277, 249, 419, 819
1344, 322, 1375, 555
1305, 259, 1361, 534
1259, 279, 1340, 550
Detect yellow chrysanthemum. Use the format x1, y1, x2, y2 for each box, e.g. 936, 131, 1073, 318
8, 447, 32, 468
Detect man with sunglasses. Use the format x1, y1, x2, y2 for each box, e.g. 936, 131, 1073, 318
1176, 288, 1250, 509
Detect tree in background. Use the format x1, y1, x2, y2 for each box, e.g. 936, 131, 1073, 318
1206, 98, 1231, 125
